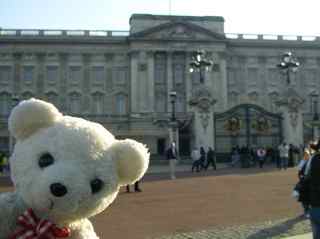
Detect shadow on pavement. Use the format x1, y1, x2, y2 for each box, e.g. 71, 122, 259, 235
246, 216, 308, 239
144, 165, 283, 182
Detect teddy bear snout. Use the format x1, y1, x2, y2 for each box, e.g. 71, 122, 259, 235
50, 183, 68, 197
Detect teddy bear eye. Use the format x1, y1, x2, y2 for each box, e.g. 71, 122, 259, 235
90, 178, 104, 194
38, 153, 54, 168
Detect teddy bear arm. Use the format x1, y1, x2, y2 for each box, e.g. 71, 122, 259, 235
68, 218, 99, 239
0, 192, 24, 239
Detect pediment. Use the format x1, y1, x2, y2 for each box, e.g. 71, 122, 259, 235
129, 21, 226, 41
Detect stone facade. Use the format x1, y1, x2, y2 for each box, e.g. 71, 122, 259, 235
0, 14, 319, 158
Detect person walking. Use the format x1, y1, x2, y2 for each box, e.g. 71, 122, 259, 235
205, 147, 217, 170
126, 181, 142, 193
191, 147, 201, 172
278, 142, 289, 170
305, 140, 320, 238
166, 141, 178, 179
199, 146, 206, 170
257, 147, 266, 168
295, 147, 311, 218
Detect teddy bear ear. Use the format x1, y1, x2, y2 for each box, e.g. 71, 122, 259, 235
8, 98, 62, 140
109, 139, 150, 186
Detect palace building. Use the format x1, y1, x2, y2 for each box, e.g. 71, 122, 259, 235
0, 14, 319, 159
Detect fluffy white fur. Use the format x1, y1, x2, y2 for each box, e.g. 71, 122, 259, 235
0, 98, 149, 239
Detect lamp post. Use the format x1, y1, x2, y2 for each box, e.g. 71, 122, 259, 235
277, 52, 300, 85
189, 50, 213, 84
169, 91, 177, 144
9, 94, 19, 154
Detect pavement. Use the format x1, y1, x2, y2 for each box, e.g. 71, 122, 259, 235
0, 162, 313, 238
286, 233, 312, 239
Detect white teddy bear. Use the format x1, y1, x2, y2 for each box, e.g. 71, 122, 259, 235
0, 98, 149, 239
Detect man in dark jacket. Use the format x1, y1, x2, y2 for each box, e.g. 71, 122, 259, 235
205, 147, 217, 170
307, 141, 320, 238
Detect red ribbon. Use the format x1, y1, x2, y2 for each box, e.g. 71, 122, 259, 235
10, 208, 70, 239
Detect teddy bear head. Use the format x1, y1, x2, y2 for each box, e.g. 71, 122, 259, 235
8, 98, 149, 224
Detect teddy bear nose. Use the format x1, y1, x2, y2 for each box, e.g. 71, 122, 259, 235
50, 183, 68, 197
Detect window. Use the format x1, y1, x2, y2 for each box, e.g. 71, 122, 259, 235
155, 92, 166, 113
23, 66, 35, 84
248, 68, 258, 86
0, 137, 9, 152
154, 53, 167, 84
114, 67, 127, 85
0, 66, 11, 85
115, 94, 126, 115
229, 92, 239, 106
69, 93, 81, 114
46, 66, 59, 84
46, 92, 59, 108
91, 66, 105, 84
69, 66, 82, 84
0, 93, 11, 116
173, 53, 185, 85
92, 93, 104, 114
269, 92, 279, 112
22, 92, 33, 101
176, 93, 185, 112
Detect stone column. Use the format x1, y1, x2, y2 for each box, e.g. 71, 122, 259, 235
167, 51, 173, 112
36, 53, 45, 98
58, 53, 68, 112
130, 51, 139, 113
217, 52, 228, 111
147, 51, 155, 112
82, 53, 91, 113
189, 85, 216, 149
276, 87, 304, 146
13, 53, 22, 95
185, 52, 192, 112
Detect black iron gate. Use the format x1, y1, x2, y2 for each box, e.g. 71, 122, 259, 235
214, 104, 283, 161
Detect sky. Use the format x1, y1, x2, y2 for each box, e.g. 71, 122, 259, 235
1, 0, 320, 36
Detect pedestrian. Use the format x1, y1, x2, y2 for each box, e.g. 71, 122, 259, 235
126, 181, 142, 193
191, 147, 201, 172
278, 142, 289, 170
304, 140, 320, 238
205, 147, 217, 170
199, 146, 206, 170
166, 141, 178, 179
257, 147, 266, 168
294, 147, 311, 218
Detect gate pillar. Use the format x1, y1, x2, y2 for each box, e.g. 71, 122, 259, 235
189, 85, 216, 149
276, 87, 304, 146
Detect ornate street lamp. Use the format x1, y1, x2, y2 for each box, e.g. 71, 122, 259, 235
168, 91, 178, 151
169, 91, 177, 123
189, 50, 213, 84
277, 52, 300, 85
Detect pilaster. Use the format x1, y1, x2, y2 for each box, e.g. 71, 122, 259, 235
58, 53, 68, 111
13, 53, 22, 95
167, 51, 173, 112
129, 50, 139, 113
36, 53, 46, 98
217, 51, 228, 111
82, 53, 91, 113
147, 51, 155, 112
185, 52, 192, 112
